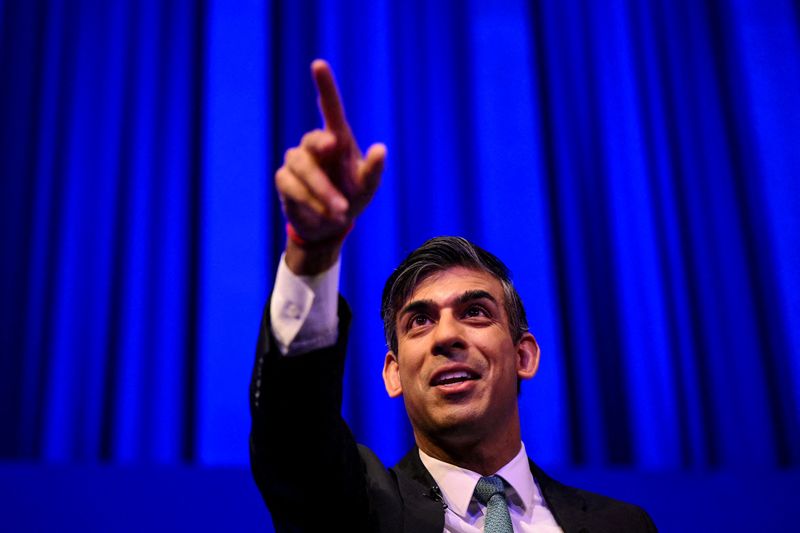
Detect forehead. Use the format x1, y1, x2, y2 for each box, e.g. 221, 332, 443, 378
404, 266, 504, 305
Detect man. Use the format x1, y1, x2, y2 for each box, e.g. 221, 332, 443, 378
250, 59, 656, 532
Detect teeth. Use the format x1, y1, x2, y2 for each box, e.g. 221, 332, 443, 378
440, 371, 470, 381
435, 370, 476, 385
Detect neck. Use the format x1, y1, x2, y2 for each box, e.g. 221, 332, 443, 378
415, 421, 522, 476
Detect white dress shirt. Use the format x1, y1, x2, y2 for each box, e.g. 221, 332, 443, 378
269, 256, 563, 532
419, 444, 563, 533
270, 253, 340, 355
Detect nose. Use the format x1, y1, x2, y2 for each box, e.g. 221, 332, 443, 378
431, 311, 466, 357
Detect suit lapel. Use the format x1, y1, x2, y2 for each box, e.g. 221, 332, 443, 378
393, 448, 446, 533
529, 459, 592, 532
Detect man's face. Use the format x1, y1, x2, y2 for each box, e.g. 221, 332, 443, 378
382, 266, 539, 446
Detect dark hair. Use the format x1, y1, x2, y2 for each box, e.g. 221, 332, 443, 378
381, 236, 529, 354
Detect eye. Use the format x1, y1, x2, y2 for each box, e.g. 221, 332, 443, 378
407, 313, 431, 330
463, 305, 489, 318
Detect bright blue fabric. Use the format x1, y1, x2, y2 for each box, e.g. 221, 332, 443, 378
0, 0, 798, 470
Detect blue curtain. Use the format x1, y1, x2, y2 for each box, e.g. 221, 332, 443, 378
1, 0, 798, 472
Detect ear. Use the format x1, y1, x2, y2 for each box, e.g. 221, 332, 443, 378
516, 332, 540, 380
382, 351, 403, 398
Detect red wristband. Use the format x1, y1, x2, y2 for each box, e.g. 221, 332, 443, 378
286, 222, 354, 248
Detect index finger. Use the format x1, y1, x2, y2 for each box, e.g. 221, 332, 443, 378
311, 59, 349, 133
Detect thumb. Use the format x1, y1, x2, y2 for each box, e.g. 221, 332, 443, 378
357, 143, 387, 195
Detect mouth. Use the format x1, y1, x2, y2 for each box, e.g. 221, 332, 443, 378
430, 368, 481, 388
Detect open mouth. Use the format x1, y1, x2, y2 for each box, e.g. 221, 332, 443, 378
431, 370, 480, 387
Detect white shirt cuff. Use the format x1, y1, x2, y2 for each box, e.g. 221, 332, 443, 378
269, 253, 340, 356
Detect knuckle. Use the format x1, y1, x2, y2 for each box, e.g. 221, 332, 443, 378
274, 168, 289, 189
288, 148, 310, 171
301, 129, 323, 145
285, 147, 310, 167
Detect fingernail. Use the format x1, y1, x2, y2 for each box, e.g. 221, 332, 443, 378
332, 197, 348, 212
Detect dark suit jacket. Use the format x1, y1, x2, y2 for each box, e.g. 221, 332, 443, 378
250, 299, 657, 532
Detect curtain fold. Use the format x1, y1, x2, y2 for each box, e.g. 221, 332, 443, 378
1, 0, 798, 469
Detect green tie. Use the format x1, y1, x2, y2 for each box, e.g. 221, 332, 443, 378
473, 475, 514, 533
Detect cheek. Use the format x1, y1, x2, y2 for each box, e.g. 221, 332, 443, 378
399, 364, 422, 388
396, 341, 426, 367
473, 330, 510, 352
396, 354, 425, 386
476, 337, 518, 370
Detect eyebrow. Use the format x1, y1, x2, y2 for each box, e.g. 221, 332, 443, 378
399, 290, 498, 319
455, 289, 497, 308
398, 299, 435, 319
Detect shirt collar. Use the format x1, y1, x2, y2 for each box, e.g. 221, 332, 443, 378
418, 442, 539, 520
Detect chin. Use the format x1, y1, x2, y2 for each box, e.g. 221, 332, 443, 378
430, 408, 486, 437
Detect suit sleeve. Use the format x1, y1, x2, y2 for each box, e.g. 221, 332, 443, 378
249, 296, 371, 531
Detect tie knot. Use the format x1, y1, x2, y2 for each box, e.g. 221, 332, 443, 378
473, 475, 506, 505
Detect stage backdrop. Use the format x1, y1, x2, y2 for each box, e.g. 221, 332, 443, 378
1, 0, 798, 475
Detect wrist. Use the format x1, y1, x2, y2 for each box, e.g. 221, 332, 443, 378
285, 222, 353, 249
284, 223, 351, 276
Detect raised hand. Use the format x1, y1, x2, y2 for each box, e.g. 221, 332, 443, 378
276, 60, 386, 272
